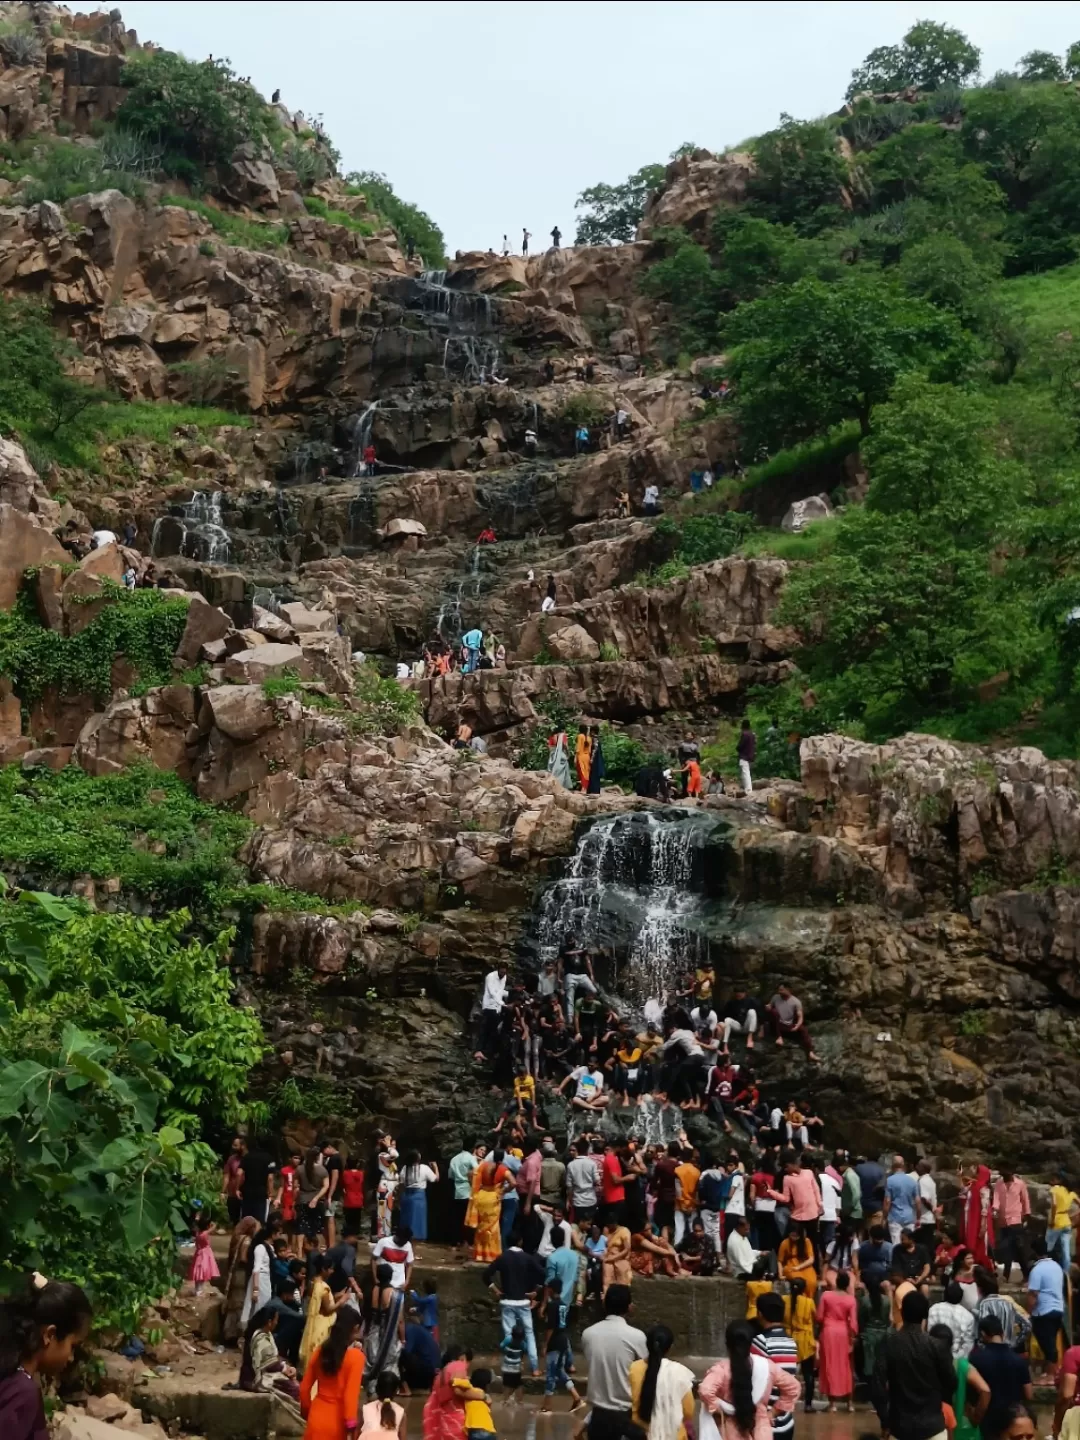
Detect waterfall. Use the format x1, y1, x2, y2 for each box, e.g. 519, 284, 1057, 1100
351, 402, 381, 477
433, 545, 483, 637
151, 490, 230, 563
534, 811, 706, 1008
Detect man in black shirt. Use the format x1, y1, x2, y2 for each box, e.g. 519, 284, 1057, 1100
484, 1233, 546, 1377
872, 1289, 957, 1440
894, 1227, 932, 1285
721, 985, 761, 1052
238, 1140, 276, 1223
969, 1315, 1032, 1439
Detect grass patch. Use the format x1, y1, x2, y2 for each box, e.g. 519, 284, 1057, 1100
302, 195, 375, 235
739, 423, 862, 494
160, 194, 289, 252
743, 517, 840, 560
91, 400, 251, 444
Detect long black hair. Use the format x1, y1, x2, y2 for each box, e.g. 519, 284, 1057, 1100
0, 1275, 92, 1379
638, 1323, 674, 1424
247, 1215, 282, 1277
320, 1307, 360, 1377
238, 1304, 275, 1391
725, 1319, 757, 1437
375, 1370, 400, 1428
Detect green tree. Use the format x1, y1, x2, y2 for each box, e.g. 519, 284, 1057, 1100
1018, 50, 1065, 82
638, 232, 724, 354
847, 21, 981, 98
1067, 42, 1080, 80
708, 212, 841, 306
118, 51, 274, 180
345, 171, 446, 266
724, 273, 969, 447
0, 889, 265, 1328
575, 162, 666, 245
745, 116, 850, 235
897, 233, 994, 326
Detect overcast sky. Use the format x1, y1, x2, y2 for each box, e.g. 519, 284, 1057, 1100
71, 1, 1080, 254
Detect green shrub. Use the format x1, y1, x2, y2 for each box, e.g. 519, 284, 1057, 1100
345, 169, 446, 266
598, 642, 621, 661
0, 588, 190, 703
559, 389, 611, 430
0, 764, 251, 905
280, 135, 332, 187
118, 51, 275, 179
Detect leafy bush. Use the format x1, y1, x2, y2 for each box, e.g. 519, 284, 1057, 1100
0, 588, 190, 703
0, 764, 251, 906
558, 389, 611, 431
656, 511, 758, 566
345, 170, 446, 266
353, 663, 421, 734
0, 293, 106, 465
0, 886, 264, 1327
847, 20, 980, 98
118, 51, 275, 180
0, 26, 41, 68
745, 116, 851, 236
516, 694, 579, 771
280, 135, 332, 187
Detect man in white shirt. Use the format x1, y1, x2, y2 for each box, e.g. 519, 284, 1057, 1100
726, 1216, 760, 1278
371, 1227, 415, 1290
820, 1165, 842, 1254
642, 484, 660, 515
916, 1158, 939, 1253
558, 1065, 607, 1113
566, 1141, 599, 1223
476, 963, 508, 1060
690, 1004, 719, 1035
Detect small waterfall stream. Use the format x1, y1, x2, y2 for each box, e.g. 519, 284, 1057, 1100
534, 810, 710, 1006
433, 544, 484, 637
151, 490, 230, 563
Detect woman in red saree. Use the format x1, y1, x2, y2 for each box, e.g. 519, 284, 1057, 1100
961, 1162, 994, 1270
423, 1348, 469, 1440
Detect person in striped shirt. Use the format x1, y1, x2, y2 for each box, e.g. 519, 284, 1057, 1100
753, 1290, 802, 1436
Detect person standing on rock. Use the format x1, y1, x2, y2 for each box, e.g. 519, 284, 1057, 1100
542, 573, 557, 613
524, 427, 538, 458
642, 483, 660, 516
884, 1155, 920, 1248
993, 1167, 1031, 1286
477, 962, 509, 1061
551, 226, 561, 249
737, 719, 756, 797
502, 235, 510, 256
575, 724, 593, 791
522, 228, 531, 256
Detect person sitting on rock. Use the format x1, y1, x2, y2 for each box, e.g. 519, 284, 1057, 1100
558, 1063, 608, 1114
477, 527, 497, 545
765, 985, 820, 1064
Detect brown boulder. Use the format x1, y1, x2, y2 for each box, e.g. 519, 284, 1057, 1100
173, 594, 231, 667
202, 685, 278, 743
545, 623, 601, 663
223, 643, 311, 685
0, 503, 67, 609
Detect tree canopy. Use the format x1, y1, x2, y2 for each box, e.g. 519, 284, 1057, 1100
574, 162, 667, 245
847, 20, 981, 99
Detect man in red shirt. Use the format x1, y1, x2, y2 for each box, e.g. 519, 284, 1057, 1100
276, 1149, 302, 1238
992, 1168, 1031, 1284
341, 1156, 365, 1237
650, 1142, 682, 1241
600, 1141, 630, 1227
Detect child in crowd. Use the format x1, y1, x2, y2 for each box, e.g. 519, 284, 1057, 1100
409, 1278, 439, 1343
541, 1278, 583, 1413
785, 1275, 817, 1411
500, 1321, 525, 1406
188, 1213, 219, 1295
453, 1367, 496, 1440
341, 1156, 365, 1237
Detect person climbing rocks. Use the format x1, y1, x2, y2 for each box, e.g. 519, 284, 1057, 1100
522, 228, 531, 256
462, 627, 483, 673
574, 425, 589, 455
551, 226, 561, 249
736, 718, 756, 796
642, 484, 660, 517
543, 358, 555, 385
616, 490, 630, 518
477, 526, 497, 545
542, 574, 556, 614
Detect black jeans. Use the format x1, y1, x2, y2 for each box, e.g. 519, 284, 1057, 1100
589, 1408, 645, 1440
996, 1223, 1028, 1282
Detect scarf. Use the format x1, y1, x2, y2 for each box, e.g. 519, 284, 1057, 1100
714, 1353, 772, 1414
646, 1358, 696, 1440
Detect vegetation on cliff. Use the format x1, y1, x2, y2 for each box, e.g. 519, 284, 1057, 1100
605, 23, 1080, 756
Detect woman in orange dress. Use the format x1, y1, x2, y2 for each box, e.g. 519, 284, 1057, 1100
301, 1308, 365, 1440
470, 1157, 508, 1263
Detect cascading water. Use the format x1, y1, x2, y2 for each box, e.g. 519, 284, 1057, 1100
351, 402, 380, 477
151, 490, 230, 563
433, 544, 483, 636
534, 810, 708, 1007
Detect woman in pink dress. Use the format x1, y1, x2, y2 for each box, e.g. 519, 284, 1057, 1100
701, 1320, 800, 1440
815, 1270, 858, 1412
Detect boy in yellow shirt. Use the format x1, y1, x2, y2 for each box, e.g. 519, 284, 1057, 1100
453, 1367, 496, 1437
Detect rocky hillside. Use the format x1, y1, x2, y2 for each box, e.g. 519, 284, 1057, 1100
6, 1, 1080, 1327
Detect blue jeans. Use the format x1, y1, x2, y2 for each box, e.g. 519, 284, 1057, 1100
501, 1193, 519, 1243
1049, 1226, 1073, 1270
545, 1349, 573, 1395
500, 1301, 537, 1371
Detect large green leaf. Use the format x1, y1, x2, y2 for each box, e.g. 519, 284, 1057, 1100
121, 1176, 172, 1251
97, 1136, 146, 1174
0, 1060, 51, 1119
